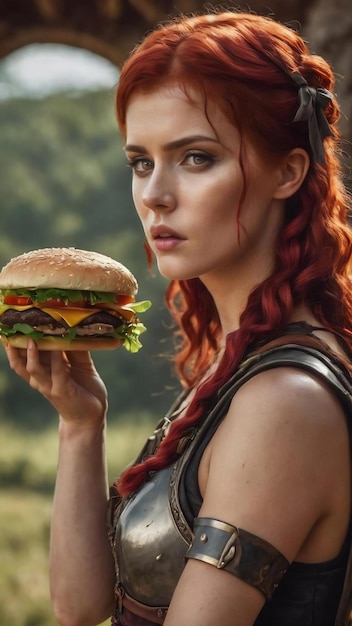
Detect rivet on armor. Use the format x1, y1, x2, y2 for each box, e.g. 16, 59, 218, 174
157, 609, 163, 617
155, 553, 162, 561
200, 533, 208, 543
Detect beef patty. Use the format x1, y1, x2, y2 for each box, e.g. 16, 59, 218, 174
0, 307, 124, 336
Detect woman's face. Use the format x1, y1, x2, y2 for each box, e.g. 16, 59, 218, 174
124, 85, 285, 291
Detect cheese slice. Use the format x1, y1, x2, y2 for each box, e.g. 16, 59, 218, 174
42, 308, 95, 327
0, 304, 133, 328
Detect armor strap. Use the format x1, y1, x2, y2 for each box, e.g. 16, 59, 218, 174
186, 517, 289, 600
115, 584, 167, 624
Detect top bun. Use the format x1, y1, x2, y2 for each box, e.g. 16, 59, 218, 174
0, 247, 138, 295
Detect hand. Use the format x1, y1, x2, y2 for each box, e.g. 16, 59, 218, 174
4, 339, 108, 428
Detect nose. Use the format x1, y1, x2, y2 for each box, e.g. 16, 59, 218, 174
141, 167, 176, 212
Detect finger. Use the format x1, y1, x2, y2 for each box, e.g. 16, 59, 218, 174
64, 350, 96, 373
49, 349, 74, 381
65, 350, 92, 364
4, 343, 31, 381
26, 341, 70, 395
26, 340, 67, 369
24, 339, 53, 391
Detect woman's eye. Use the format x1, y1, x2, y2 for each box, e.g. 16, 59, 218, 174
184, 152, 213, 167
128, 158, 153, 173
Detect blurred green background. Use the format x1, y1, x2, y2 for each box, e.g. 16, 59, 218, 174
0, 83, 179, 423
0, 56, 179, 626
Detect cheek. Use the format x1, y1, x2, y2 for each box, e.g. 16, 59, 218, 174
134, 209, 148, 236
204, 182, 241, 225
131, 179, 139, 208
131, 184, 146, 221
210, 165, 243, 205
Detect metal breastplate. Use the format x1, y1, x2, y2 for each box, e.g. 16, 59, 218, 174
115, 464, 190, 606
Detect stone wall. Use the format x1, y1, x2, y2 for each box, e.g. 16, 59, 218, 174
0, 0, 350, 162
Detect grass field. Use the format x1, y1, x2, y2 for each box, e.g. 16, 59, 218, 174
0, 417, 154, 626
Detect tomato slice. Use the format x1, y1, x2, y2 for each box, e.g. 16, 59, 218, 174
3, 295, 33, 306
3, 294, 133, 307
115, 294, 134, 306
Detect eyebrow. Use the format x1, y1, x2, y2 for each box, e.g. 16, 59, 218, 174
124, 134, 219, 153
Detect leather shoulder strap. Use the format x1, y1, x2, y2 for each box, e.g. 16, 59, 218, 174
237, 342, 352, 413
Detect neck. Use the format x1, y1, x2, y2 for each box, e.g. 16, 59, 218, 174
201, 271, 267, 340
201, 245, 278, 340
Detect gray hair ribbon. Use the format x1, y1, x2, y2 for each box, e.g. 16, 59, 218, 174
291, 72, 333, 165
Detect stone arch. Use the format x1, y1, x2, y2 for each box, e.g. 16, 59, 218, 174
0, 0, 350, 158
0, 0, 309, 67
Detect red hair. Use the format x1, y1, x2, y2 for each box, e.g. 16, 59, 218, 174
115, 10, 352, 496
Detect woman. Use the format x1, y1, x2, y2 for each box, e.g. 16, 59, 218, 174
5, 9, 352, 626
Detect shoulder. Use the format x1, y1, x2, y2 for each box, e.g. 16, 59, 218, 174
230, 361, 349, 430
199, 366, 350, 559
218, 365, 349, 465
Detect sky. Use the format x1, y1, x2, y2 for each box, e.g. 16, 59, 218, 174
0, 43, 119, 99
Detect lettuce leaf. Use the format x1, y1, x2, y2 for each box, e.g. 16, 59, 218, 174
122, 300, 151, 313
0, 288, 152, 309
0, 320, 148, 353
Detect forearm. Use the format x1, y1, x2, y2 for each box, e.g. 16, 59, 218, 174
50, 419, 115, 626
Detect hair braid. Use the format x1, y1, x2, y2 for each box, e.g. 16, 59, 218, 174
115, 10, 352, 497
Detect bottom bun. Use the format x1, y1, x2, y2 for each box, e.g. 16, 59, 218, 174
1, 335, 124, 351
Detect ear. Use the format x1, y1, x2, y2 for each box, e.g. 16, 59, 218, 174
273, 149, 310, 199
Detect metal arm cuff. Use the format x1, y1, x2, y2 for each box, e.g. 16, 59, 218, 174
186, 517, 289, 600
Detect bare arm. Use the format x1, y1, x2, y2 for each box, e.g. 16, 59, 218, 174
165, 368, 350, 626
5, 341, 116, 626
50, 421, 115, 626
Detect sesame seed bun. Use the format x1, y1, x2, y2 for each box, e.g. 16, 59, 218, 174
0, 247, 138, 295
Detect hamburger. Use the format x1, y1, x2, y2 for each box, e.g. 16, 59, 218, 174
0, 247, 151, 351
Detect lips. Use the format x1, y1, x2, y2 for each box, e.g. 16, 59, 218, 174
150, 224, 183, 240
149, 224, 185, 252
